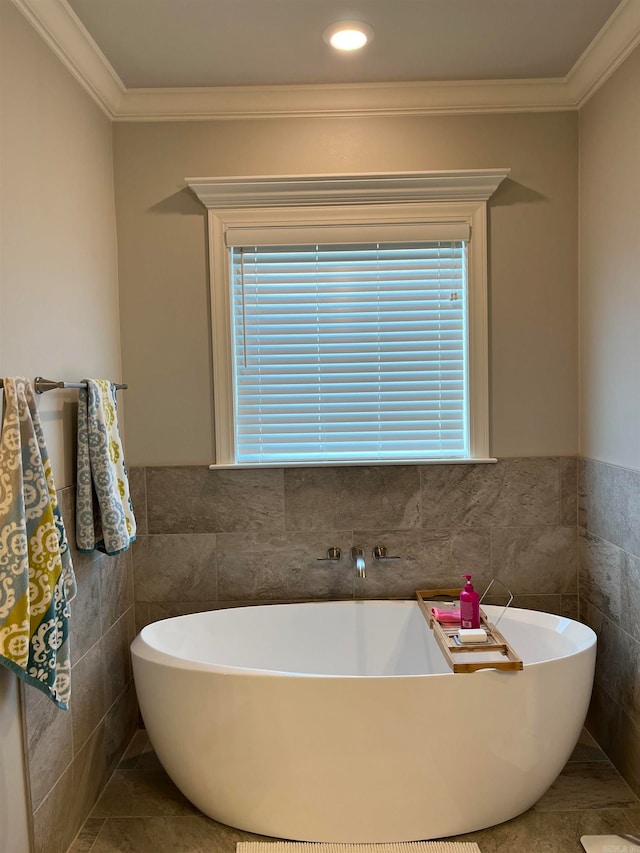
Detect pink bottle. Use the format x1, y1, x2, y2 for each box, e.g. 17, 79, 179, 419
460, 573, 480, 629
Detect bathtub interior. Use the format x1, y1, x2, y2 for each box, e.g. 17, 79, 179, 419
136, 600, 595, 677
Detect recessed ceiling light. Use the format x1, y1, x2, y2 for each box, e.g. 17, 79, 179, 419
323, 21, 375, 51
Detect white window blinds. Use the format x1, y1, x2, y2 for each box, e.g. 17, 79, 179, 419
229, 239, 469, 464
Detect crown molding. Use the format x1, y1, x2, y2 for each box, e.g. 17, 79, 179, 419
118, 78, 572, 121
10, 0, 125, 117
186, 169, 511, 209
566, 0, 640, 105
11, 0, 640, 121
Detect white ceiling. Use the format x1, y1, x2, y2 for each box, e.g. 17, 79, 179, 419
10, 0, 640, 118
65, 0, 623, 89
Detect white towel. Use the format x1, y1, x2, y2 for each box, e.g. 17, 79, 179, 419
0, 377, 76, 708
236, 843, 482, 852
76, 379, 136, 555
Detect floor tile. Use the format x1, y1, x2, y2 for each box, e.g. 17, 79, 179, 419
90, 816, 270, 852
74, 728, 640, 852
626, 807, 640, 832
535, 762, 639, 811
91, 770, 198, 818
68, 818, 106, 852
569, 730, 610, 763
455, 808, 638, 853
117, 731, 150, 770
135, 750, 164, 771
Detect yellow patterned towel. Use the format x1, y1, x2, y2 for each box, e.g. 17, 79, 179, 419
76, 379, 136, 555
0, 378, 76, 708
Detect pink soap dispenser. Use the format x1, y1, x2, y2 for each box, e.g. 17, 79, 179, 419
460, 573, 480, 629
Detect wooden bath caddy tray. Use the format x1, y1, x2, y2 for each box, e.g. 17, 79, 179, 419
416, 588, 523, 673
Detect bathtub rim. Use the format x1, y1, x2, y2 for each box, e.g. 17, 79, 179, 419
131, 599, 596, 680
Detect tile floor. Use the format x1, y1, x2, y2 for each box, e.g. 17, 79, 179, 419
69, 729, 640, 852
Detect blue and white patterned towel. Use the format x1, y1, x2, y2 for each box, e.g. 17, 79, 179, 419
76, 379, 136, 555
0, 377, 76, 708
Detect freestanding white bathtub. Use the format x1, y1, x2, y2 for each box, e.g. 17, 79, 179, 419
131, 600, 596, 843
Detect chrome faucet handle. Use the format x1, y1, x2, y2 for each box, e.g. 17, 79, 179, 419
316, 547, 341, 562
372, 545, 400, 561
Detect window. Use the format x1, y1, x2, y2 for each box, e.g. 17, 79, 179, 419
230, 237, 467, 463
186, 171, 508, 467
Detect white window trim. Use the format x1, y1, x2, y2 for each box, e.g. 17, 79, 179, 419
186, 170, 509, 467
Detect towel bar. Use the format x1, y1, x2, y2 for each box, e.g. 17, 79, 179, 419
0, 377, 128, 393
33, 377, 128, 394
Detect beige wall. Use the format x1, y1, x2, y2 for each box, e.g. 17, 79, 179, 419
113, 111, 579, 466
0, 1, 122, 490
0, 3, 122, 849
579, 45, 640, 470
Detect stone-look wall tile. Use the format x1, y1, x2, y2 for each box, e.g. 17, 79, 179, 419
27, 694, 73, 811
142, 601, 222, 625
561, 594, 579, 620
22, 678, 45, 716
481, 593, 579, 619
102, 612, 134, 710
590, 608, 626, 704
580, 456, 640, 796
71, 723, 108, 840
71, 641, 107, 754
490, 526, 577, 594
580, 458, 640, 558
32, 765, 75, 853
27, 486, 139, 849
335, 466, 421, 529
134, 601, 150, 634
586, 681, 622, 761
284, 467, 338, 530
560, 456, 578, 526
482, 593, 563, 615
138, 599, 350, 628
132, 534, 217, 602
105, 682, 138, 779
70, 553, 102, 661
610, 709, 640, 798
579, 529, 623, 623
421, 457, 561, 528
217, 531, 354, 600
578, 457, 587, 529
618, 631, 640, 729
581, 599, 604, 633
146, 466, 284, 534
622, 552, 640, 643
100, 550, 134, 634
128, 467, 147, 536
352, 528, 490, 599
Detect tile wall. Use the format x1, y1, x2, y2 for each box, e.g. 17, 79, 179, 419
24, 454, 640, 851
129, 456, 578, 628
579, 457, 640, 796
23, 486, 138, 853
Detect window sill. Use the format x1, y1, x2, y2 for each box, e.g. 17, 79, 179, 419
208, 457, 498, 470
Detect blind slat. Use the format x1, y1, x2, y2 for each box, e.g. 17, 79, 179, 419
231, 240, 468, 463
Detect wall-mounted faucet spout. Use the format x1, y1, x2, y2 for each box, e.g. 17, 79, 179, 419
351, 546, 366, 579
